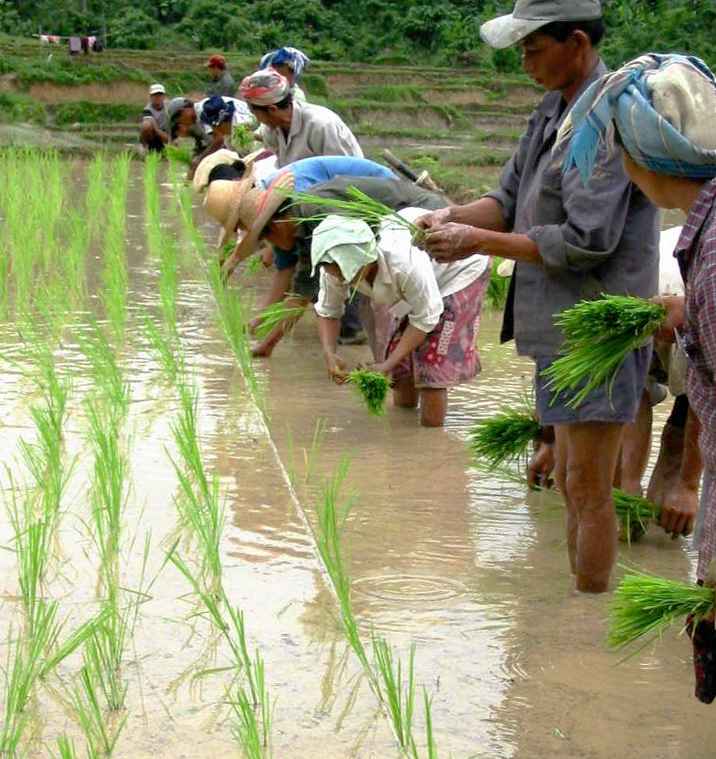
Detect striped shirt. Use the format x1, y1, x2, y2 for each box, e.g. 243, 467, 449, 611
675, 178, 716, 579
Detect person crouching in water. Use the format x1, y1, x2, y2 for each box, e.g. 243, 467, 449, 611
311, 211, 490, 427
560, 52, 716, 703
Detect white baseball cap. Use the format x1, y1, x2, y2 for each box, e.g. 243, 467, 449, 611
149, 83, 166, 95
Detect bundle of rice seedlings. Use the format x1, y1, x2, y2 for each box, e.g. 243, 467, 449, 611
287, 186, 425, 243
543, 295, 666, 408
232, 124, 255, 155
253, 301, 306, 340
468, 408, 541, 470
348, 370, 391, 417
608, 569, 715, 650
165, 145, 192, 165
613, 489, 660, 544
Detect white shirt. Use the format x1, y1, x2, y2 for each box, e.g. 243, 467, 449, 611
315, 208, 490, 334
659, 225, 684, 295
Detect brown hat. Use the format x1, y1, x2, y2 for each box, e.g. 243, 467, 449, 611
204, 168, 296, 255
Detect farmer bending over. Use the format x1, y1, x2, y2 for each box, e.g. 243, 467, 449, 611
419, 0, 659, 594
562, 52, 716, 700
312, 212, 490, 427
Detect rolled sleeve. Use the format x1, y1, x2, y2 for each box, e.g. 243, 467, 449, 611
315, 270, 349, 320
528, 147, 633, 274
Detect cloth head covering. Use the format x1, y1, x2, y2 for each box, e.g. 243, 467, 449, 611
558, 53, 716, 184
480, 0, 602, 50
259, 47, 311, 79
310, 216, 378, 282
149, 83, 166, 95
200, 95, 236, 127
239, 70, 292, 107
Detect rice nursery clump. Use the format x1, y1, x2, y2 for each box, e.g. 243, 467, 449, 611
348, 370, 391, 417
543, 295, 666, 409
608, 570, 715, 650
468, 408, 541, 470
165, 144, 192, 165
613, 489, 660, 544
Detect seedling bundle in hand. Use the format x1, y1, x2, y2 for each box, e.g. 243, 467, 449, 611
468, 407, 541, 470
288, 185, 426, 245
608, 569, 715, 650
543, 295, 666, 408
254, 301, 306, 340
348, 370, 391, 416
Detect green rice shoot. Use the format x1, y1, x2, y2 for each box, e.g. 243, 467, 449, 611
165, 144, 192, 165
348, 370, 391, 417
608, 569, 715, 650
613, 489, 660, 544
253, 301, 306, 340
288, 185, 425, 242
543, 295, 666, 409
486, 257, 510, 310
468, 407, 541, 470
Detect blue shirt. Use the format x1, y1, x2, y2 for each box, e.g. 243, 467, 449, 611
261, 155, 396, 191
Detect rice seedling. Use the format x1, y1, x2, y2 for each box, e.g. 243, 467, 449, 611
253, 300, 306, 340
1, 603, 103, 755
543, 295, 666, 409
613, 489, 660, 543
54, 735, 79, 759
101, 154, 131, 343
486, 257, 510, 310
608, 569, 715, 650
232, 124, 255, 156
372, 638, 417, 754
142, 313, 185, 385
347, 370, 391, 417
230, 667, 273, 759
287, 186, 424, 242
68, 664, 127, 758
468, 407, 541, 470
78, 322, 130, 424
165, 144, 193, 165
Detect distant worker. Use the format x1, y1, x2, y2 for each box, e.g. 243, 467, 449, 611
168, 97, 211, 156
139, 83, 170, 154
239, 69, 362, 168
259, 46, 311, 102
206, 54, 237, 98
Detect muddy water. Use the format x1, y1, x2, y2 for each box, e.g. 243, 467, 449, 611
1, 166, 714, 758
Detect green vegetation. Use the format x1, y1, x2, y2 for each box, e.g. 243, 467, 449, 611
608, 570, 715, 651
468, 406, 541, 471
613, 489, 660, 544
348, 369, 391, 417
543, 295, 666, 409
254, 301, 306, 340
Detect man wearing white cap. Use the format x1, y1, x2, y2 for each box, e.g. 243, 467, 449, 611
139, 83, 170, 153
419, 0, 660, 595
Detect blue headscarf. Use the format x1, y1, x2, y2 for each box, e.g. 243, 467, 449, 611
559, 54, 716, 184
201, 96, 236, 127
259, 47, 311, 80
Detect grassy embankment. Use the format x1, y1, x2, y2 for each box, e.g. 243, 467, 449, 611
0, 35, 539, 201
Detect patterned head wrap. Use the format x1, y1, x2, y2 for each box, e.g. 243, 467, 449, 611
259, 47, 311, 80
558, 53, 716, 184
200, 96, 236, 127
239, 70, 292, 107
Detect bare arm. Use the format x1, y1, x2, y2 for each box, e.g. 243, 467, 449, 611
374, 325, 428, 374
317, 316, 349, 383
424, 225, 542, 265
446, 197, 509, 232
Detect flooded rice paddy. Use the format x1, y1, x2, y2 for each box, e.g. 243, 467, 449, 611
1, 158, 715, 758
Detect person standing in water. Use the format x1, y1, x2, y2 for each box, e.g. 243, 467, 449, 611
419, 0, 659, 594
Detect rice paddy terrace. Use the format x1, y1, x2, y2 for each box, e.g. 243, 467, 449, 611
1, 37, 716, 759
0, 37, 537, 201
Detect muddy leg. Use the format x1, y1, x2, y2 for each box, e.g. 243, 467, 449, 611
393, 377, 418, 409
251, 296, 306, 358
419, 388, 447, 428
250, 267, 294, 334
616, 391, 652, 495
554, 429, 576, 574
558, 422, 624, 594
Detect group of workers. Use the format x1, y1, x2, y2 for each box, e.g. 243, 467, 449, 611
139, 0, 716, 702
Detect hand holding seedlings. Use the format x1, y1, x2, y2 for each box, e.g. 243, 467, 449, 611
652, 294, 686, 343
423, 222, 484, 262
324, 353, 350, 384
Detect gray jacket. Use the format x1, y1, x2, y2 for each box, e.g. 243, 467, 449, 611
206, 71, 237, 98
487, 60, 659, 357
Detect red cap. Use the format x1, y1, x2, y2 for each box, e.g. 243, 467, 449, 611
207, 55, 226, 69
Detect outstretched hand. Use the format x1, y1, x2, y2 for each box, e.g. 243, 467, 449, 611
415, 207, 452, 232
325, 353, 350, 384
